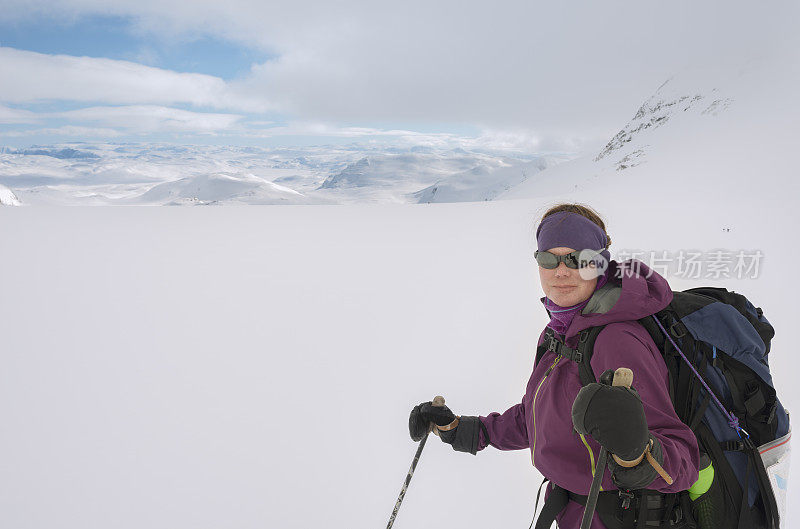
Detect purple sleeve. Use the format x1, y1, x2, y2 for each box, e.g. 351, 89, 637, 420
476, 402, 529, 451
475, 328, 547, 452
591, 323, 700, 493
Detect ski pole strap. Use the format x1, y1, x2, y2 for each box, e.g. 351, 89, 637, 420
434, 417, 460, 432
645, 448, 674, 486
612, 439, 674, 486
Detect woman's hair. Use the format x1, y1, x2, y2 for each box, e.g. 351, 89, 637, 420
540, 203, 612, 249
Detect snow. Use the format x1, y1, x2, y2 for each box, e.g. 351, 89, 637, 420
1, 196, 798, 528
0, 144, 562, 206
0, 183, 21, 205
132, 173, 317, 206
0, 62, 799, 528
501, 61, 800, 205
414, 157, 563, 203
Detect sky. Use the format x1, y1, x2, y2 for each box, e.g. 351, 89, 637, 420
0, 0, 797, 151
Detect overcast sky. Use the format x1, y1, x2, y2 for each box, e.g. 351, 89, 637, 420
0, 0, 796, 151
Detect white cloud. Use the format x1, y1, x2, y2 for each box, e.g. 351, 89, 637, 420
241, 121, 558, 152
57, 105, 243, 133
1, 0, 798, 147
0, 104, 40, 124
0, 125, 122, 137
0, 47, 268, 112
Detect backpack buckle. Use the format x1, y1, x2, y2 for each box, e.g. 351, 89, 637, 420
619, 489, 634, 510
722, 440, 745, 451
572, 351, 583, 363
669, 321, 687, 339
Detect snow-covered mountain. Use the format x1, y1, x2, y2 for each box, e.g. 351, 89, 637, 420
16, 147, 101, 160
500, 62, 799, 206
414, 156, 565, 203
131, 173, 321, 205
3, 64, 795, 209
313, 151, 553, 203
0, 183, 21, 206
0, 144, 560, 205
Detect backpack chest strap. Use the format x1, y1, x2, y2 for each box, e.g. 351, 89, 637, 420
543, 330, 584, 363
542, 327, 604, 386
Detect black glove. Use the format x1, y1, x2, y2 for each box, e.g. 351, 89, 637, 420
571, 371, 650, 461
408, 401, 484, 455
571, 369, 664, 489
409, 401, 457, 441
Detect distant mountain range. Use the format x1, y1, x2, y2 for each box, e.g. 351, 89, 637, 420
0, 141, 560, 205
3, 62, 792, 207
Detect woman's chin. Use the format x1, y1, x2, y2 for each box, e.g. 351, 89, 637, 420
549, 294, 574, 306
548, 289, 587, 307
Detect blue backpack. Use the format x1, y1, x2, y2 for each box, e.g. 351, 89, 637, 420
539, 286, 790, 529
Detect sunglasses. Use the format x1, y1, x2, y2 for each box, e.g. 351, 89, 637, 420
534, 249, 600, 269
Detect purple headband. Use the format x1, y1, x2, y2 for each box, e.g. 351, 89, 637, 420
536, 211, 610, 263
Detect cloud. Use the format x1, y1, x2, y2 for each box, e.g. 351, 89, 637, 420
0, 103, 243, 136
241, 121, 559, 152
1, 0, 798, 147
0, 47, 268, 112
57, 105, 243, 133
0, 104, 40, 124
0, 125, 122, 137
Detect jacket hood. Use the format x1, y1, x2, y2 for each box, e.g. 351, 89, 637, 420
561, 259, 673, 347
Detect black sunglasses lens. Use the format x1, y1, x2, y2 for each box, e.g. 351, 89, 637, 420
536, 251, 595, 269
564, 253, 580, 269
535, 252, 559, 269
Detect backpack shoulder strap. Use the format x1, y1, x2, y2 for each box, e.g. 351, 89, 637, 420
575, 326, 606, 386
541, 326, 607, 386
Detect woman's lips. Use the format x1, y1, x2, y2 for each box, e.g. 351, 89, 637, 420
553, 285, 576, 290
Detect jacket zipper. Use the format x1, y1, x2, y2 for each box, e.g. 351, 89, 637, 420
531, 354, 562, 468
580, 433, 603, 492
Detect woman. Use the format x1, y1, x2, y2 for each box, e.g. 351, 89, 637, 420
409, 204, 700, 529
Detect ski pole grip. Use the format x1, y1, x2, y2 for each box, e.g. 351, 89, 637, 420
429, 395, 458, 436
611, 367, 633, 389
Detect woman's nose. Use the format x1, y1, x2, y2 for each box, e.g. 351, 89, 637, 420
554, 262, 571, 277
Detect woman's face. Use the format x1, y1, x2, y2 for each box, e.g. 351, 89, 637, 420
538, 247, 599, 306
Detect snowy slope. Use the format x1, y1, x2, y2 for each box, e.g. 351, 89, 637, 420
131, 173, 321, 205
413, 156, 565, 203
0, 183, 21, 206
1, 196, 798, 528
315, 151, 550, 204
501, 62, 800, 205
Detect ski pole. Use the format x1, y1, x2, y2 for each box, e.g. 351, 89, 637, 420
580, 446, 608, 529
580, 368, 633, 529
386, 395, 446, 529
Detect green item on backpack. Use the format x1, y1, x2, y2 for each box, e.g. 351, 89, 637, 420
688, 453, 714, 501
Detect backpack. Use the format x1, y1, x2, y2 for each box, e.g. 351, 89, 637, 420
537, 285, 791, 529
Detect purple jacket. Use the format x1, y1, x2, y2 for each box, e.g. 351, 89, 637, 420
477, 260, 699, 529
